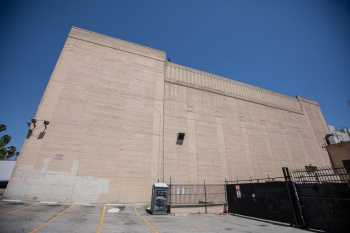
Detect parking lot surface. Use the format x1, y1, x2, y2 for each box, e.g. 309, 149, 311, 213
0, 201, 309, 233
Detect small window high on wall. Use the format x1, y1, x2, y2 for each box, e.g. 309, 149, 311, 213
176, 133, 185, 145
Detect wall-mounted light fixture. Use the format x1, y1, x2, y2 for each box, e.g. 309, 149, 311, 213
26, 118, 37, 139
26, 119, 50, 139
38, 120, 50, 139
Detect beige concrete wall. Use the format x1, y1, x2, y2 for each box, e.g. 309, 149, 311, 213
163, 64, 331, 183
6, 27, 332, 204
165, 63, 302, 114
5, 27, 166, 204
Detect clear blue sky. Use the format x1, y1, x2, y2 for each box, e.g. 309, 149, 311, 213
1, 0, 349, 151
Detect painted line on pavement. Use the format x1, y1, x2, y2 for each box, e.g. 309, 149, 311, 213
133, 206, 160, 233
28, 205, 72, 233
96, 205, 106, 233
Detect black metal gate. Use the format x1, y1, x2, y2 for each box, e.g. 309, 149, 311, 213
291, 167, 350, 233
226, 166, 350, 233
226, 177, 298, 224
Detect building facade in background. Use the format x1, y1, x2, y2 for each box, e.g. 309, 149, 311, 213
326, 142, 350, 171
325, 125, 350, 172
326, 125, 350, 144
5, 27, 331, 204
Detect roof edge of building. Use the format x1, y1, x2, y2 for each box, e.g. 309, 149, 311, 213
67, 27, 321, 111
69, 26, 166, 61
166, 62, 303, 114
296, 96, 320, 106
168, 62, 299, 102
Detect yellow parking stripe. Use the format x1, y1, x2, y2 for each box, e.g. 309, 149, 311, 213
28, 205, 71, 233
96, 205, 106, 233
133, 206, 160, 233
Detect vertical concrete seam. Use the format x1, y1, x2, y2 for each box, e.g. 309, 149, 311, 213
298, 99, 327, 164
162, 62, 167, 182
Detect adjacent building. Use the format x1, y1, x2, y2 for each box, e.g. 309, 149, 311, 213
325, 125, 350, 172
326, 125, 350, 145
5, 27, 331, 204
326, 142, 350, 171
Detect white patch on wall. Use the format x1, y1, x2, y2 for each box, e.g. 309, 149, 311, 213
5, 163, 109, 204
0, 161, 16, 181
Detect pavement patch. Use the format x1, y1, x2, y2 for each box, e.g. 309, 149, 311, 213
28, 205, 71, 233
134, 206, 160, 233
0, 204, 310, 233
7, 204, 33, 214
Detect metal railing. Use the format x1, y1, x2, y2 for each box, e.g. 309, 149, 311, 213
291, 166, 350, 184
225, 176, 286, 184
168, 183, 226, 213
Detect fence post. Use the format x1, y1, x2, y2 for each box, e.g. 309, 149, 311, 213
224, 178, 228, 213
168, 176, 172, 214
282, 167, 306, 228
204, 180, 207, 214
